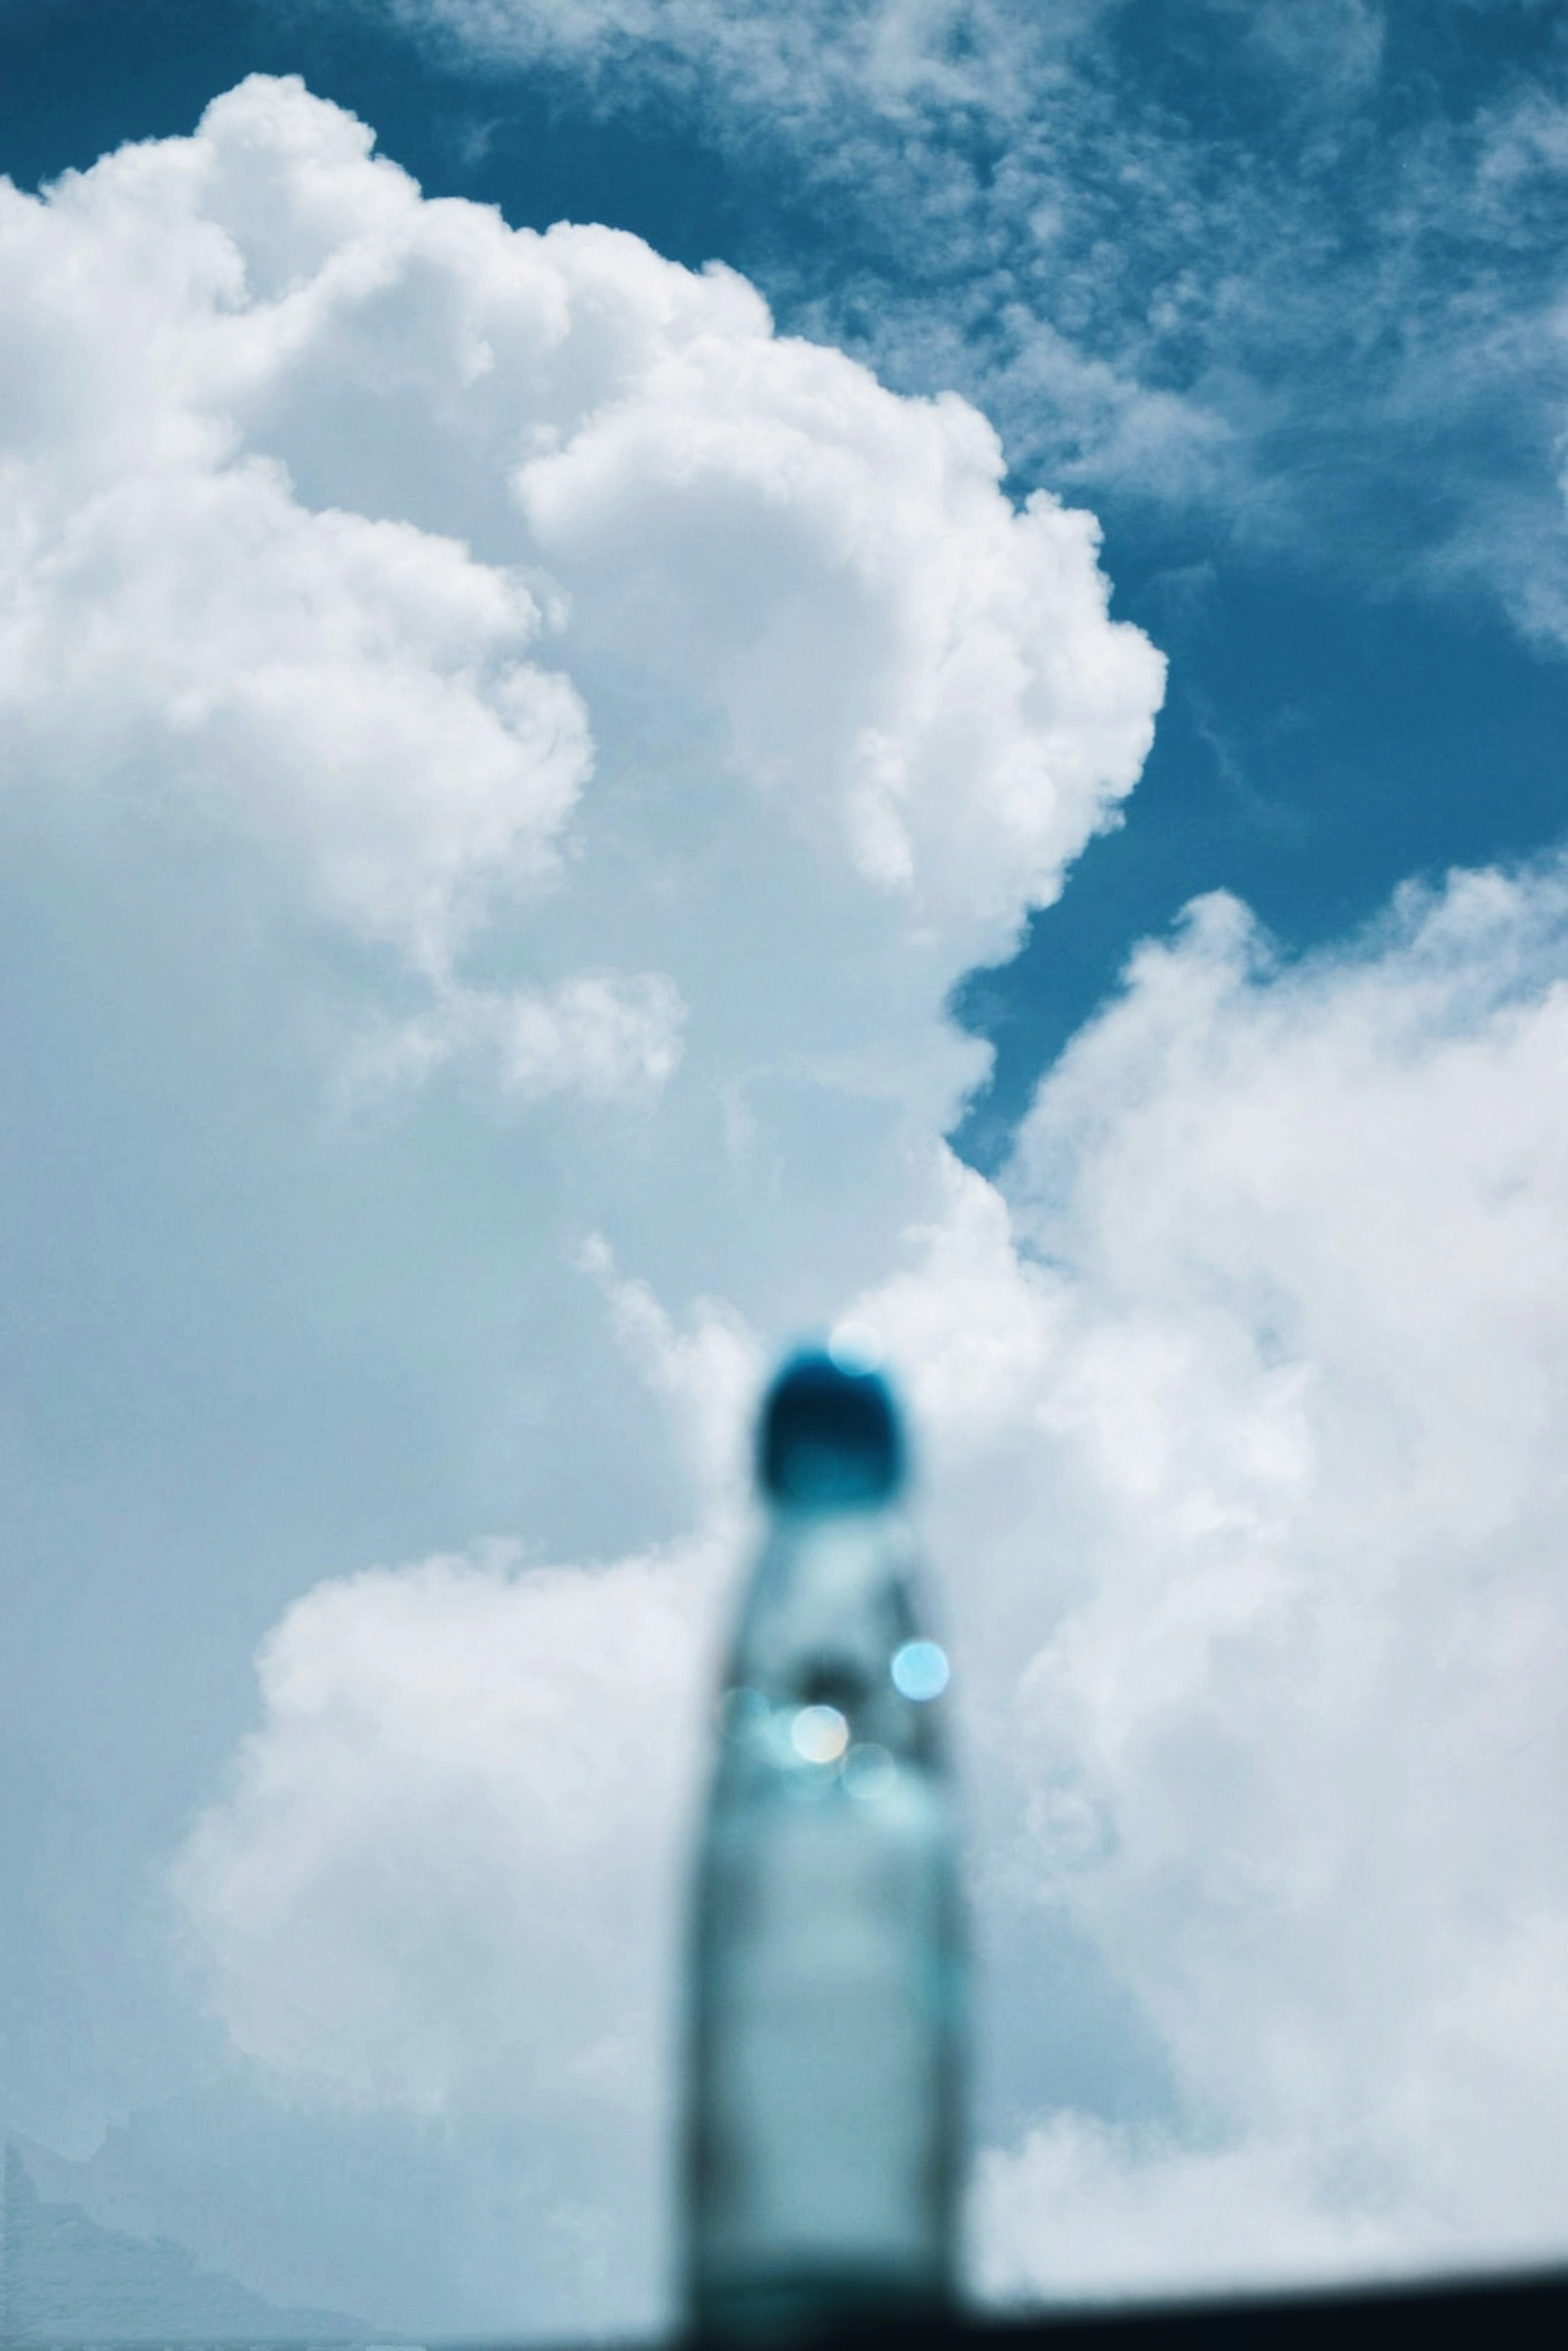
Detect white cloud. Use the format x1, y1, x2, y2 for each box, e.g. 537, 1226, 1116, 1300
174, 1537, 720, 2119
577, 1231, 764, 1495
0, 72, 1162, 2334
974, 2114, 1419, 2301
171, 1535, 722, 2332
880, 863, 1568, 2295
338, 969, 688, 1108
176, 851, 1568, 2323
0, 70, 1158, 1043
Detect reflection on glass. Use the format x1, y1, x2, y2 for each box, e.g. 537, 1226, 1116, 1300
891, 1640, 951, 1702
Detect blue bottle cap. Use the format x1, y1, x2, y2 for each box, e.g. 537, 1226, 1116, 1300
759, 1350, 904, 1506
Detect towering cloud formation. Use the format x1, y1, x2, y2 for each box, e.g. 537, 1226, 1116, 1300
0, 72, 1159, 2337
0, 70, 1155, 1079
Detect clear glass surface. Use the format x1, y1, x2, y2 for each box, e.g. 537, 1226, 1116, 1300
684, 1503, 964, 2341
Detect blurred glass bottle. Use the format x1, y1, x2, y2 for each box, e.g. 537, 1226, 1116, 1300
684, 1347, 964, 2342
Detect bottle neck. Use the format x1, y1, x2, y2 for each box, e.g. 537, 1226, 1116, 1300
747, 1496, 910, 1620
726, 1504, 929, 1758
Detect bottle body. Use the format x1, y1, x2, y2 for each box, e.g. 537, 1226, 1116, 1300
684, 1499, 964, 2341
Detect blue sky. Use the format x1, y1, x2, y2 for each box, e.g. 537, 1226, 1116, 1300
4, 1, 1568, 2338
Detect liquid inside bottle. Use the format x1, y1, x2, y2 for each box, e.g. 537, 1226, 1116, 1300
683, 1351, 964, 2341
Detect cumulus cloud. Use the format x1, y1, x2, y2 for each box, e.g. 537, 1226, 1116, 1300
0, 71, 1163, 2335
172, 1536, 721, 2331
0, 70, 1157, 1051
338, 969, 688, 1108
886, 864, 1568, 2295
175, 1536, 718, 2116
0, 157, 592, 975
178, 852, 1568, 2322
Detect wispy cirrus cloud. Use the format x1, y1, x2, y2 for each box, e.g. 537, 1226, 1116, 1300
370, 0, 1568, 639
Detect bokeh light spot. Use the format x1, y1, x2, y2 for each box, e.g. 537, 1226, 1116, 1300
891, 1639, 949, 1701
791, 1703, 851, 1764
